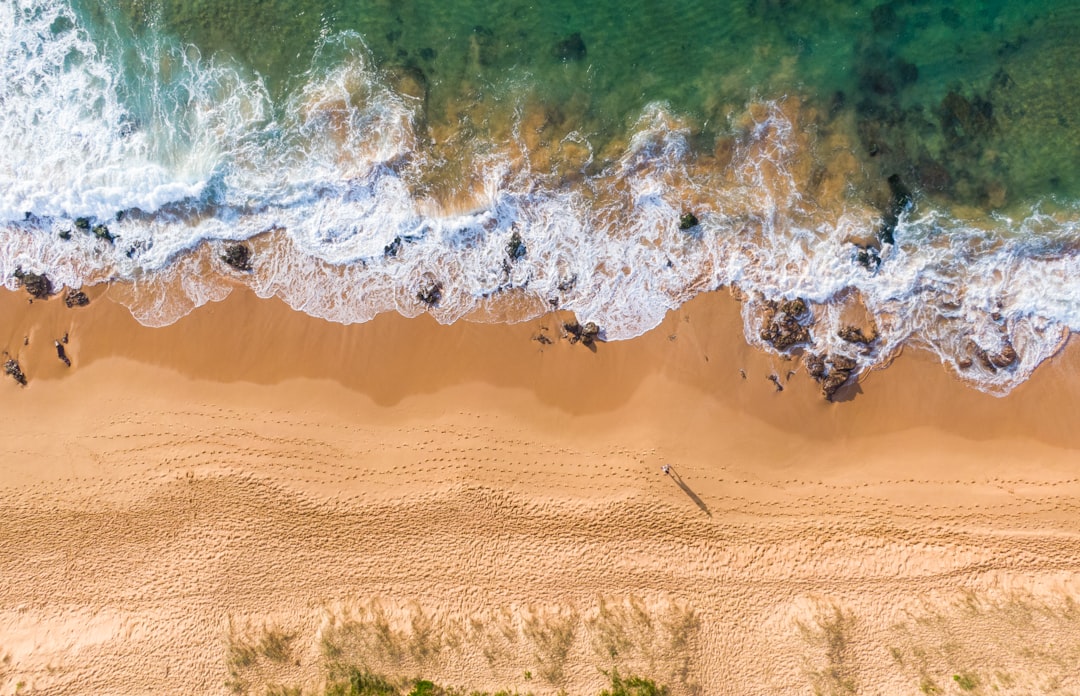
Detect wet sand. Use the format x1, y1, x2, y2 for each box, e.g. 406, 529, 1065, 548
1, 285, 1079, 695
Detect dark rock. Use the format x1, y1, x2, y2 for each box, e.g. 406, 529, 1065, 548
855, 245, 881, 272
506, 230, 526, 260
938, 90, 995, 146
871, 3, 898, 32
384, 237, 402, 257
59, 229, 72, 241
679, 212, 700, 230
55, 340, 70, 367
957, 357, 973, 369
767, 374, 784, 392
829, 354, 858, 372
74, 217, 91, 231
580, 321, 600, 346
63, 289, 90, 308
557, 275, 577, 293
859, 68, 896, 97
828, 90, 846, 118
417, 280, 442, 306
563, 321, 600, 346
554, 32, 587, 61
221, 242, 253, 272
13, 268, 52, 299
759, 299, 811, 350
92, 224, 115, 243
804, 353, 827, 380
4, 359, 26, 386
895, 59, 919, 87
534, 333, 553, 345
838, 325, 876, 344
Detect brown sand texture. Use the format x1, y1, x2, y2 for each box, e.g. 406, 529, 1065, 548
1, 285, 1080, 695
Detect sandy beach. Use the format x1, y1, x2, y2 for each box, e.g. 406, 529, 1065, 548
1, 284, 1080, 695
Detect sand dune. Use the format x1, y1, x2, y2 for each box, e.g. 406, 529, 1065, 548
1, 286, 1079, 695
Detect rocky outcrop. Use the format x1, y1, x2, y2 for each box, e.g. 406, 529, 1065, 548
759, 298, 811, 350
506, 230, 526, 260
417, 280, 442, 306
804, 353, 827, 380
804, 352, 859, 401
92, 224, 115, 243
64, 289, 90, 308
384, 237, 402, 257
564, 321, 601, 347
838, 325, 876, 344
221, 243, 253, 272
679, 212, 700, 230
4, 359, 26, 386
968, 339, 1017, 372
13, 268, 52, 299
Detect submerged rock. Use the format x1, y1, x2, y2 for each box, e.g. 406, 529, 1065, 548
74, 217, 91, 232
221, 243, 253, 272
92, 224, 115, 243
506, 229, 526, 260
63, 289, 90, 308
13, 268, 52, 299
554, 32, 587, 61
855, 244, 882, 272
3, 359, 26, 386
417, 279, 442, 306
679, 212, 700, 230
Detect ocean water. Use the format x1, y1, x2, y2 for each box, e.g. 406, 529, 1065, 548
3, 0, 1080, 394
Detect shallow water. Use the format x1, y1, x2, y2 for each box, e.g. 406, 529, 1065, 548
3, 0, 1080, 394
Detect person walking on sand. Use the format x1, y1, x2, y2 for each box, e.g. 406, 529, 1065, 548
661, 464, 671, 475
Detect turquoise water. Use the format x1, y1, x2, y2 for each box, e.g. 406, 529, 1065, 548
4, 0, 1080, 394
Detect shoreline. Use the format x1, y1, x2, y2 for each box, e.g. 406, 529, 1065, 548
2, 285, 1080, 694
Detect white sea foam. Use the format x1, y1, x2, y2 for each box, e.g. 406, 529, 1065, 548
4, 0, 1080, 395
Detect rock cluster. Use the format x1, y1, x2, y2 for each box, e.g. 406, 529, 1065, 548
13, 268, 52, 299
417, 280, 442, 306
805, 352, 858, 401
221, 243, 253, 272
64, 289, 90, 308
564, 321, 601, 347
4, 359, 26, 386
759, 298, 810, 350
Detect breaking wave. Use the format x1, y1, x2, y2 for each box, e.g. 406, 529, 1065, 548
3, 0, 1080, 396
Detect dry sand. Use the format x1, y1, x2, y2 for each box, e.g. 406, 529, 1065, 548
1, 284, 1080, 695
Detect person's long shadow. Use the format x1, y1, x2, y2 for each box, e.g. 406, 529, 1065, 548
667, 468, 711, 517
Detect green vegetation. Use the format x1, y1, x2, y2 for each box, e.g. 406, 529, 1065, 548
952, 672, 979, 691
318, 666, 666, 696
